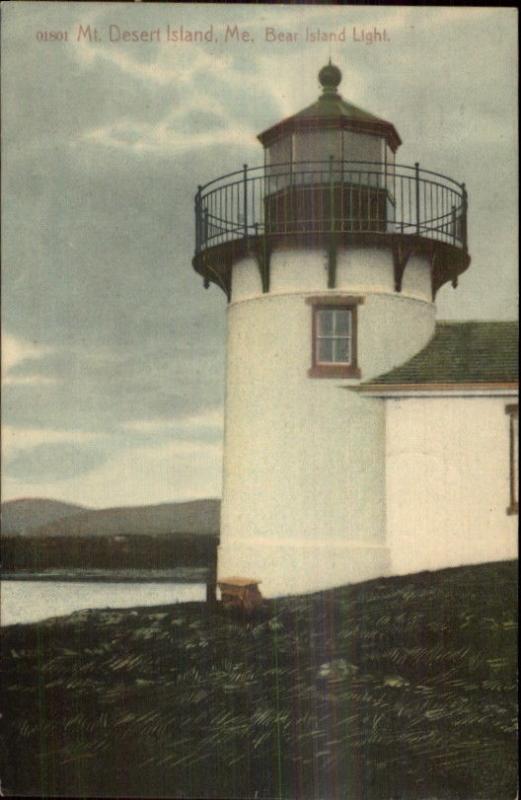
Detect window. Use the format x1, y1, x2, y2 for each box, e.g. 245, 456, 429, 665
316, 308, 352, 363
506, 404, 518, 515
307, 296, 362, 378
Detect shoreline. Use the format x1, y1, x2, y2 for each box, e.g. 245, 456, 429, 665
0, 569, 208, 584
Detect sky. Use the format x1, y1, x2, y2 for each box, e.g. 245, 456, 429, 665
1, 4, 518, 509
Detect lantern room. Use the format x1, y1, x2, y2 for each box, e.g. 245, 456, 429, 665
258, 60, 400, 174
193, 62, 470, 300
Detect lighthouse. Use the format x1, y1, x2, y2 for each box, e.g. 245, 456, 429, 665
193, 63, 470, 597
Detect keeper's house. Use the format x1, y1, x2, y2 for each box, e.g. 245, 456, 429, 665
358, 321, 518, 579
192, 62, 518, 597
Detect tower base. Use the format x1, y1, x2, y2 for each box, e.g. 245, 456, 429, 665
217, 537, 391, 598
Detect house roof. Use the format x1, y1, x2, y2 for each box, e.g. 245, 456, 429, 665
359, 321, 518, 390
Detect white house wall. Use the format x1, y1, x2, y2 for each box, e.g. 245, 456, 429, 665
386, 395, 519, 575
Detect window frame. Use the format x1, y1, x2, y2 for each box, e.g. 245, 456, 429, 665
306, 295, 363, 379
506, 403, 518, 515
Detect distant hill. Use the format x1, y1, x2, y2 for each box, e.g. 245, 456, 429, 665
18, 499, 221, 539
1, 499, 87, 535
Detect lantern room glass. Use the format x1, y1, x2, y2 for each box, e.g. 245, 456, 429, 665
292, 129, 343, 163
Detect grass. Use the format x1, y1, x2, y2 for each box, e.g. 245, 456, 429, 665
1, 560, 517, 799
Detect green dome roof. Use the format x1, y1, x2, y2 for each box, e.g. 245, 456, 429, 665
258, 62, 401, 152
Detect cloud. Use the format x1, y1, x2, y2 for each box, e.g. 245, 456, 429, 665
82, 117, 256, 156
2, 411, 223, 502
4, 441, 109, 483
1, 334, 52, 372
2, 425, 102, 458
1, 369, 111, 486
3, 374, 58, 387
75, 46, 277, 156
122, 407, 224, 435
2, 341, 226, 437
2, 334, 59, 386
2, 437, 223, 507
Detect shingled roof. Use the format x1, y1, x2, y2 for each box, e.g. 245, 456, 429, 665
360, 321, 518, 390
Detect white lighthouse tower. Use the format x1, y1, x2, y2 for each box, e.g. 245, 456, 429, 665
193, 63, 470, 597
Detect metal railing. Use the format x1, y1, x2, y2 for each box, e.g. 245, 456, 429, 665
194, 159, 468, 255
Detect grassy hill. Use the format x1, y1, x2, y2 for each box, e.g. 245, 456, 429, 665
1, 560, 517, 799
1, 498, 87, 535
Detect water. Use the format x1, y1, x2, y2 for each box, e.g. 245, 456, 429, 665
1, 580, 206, 626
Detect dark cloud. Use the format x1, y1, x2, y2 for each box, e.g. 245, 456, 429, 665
173, 111, 227, 134
2, 136, 228, 433
3, 140, 228, 349
5, 442, 109, 483
4, 346, 225, 433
